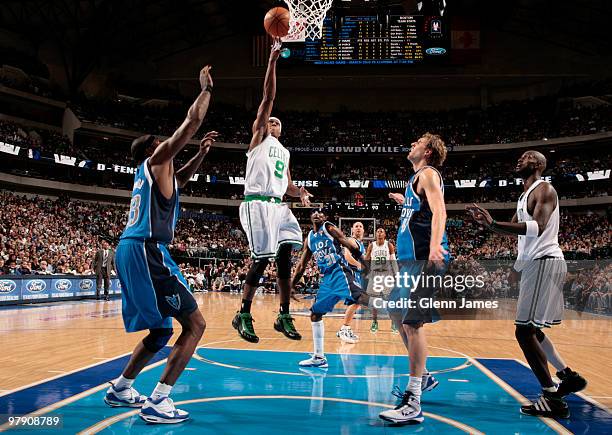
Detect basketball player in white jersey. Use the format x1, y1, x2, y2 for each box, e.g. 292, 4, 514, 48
366, 228, 399, 328
467, 150, 586, 418
233, 38, 313, 343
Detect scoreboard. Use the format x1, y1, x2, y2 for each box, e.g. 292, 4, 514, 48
282, 15, 449, 65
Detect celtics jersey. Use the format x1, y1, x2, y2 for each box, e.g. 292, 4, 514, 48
371, 240, 391, 272
244, 134, 290, 199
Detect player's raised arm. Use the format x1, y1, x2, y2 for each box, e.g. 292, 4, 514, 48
291, 240, 313, 290
149, 66, 213, 166
175, 131, 219, 188
326, 223, 368, 273
466, 185, 555, 237
250, 38, 282, 151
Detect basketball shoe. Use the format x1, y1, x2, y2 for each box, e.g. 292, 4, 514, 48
139, 396, 189, 424
556, 369, 587, 396
104, 383, 146, 408
337, 325, 359, 343
274, 313, 302, 340
299, 354, 329, 368
379, 388, 424, 424
232, 312, 259, 343
520, 390, 569, 418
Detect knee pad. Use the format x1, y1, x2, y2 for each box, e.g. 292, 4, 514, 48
245, 259, 268, 286
515, 325, 537, 342
276, 245, 292, 279
142, 328, 173, 353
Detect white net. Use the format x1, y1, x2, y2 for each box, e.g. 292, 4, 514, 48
283, 0, 334, 41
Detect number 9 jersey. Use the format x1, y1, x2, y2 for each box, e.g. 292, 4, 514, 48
244, 134, 289, 199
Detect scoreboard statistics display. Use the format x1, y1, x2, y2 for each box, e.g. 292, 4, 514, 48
283, 15, 449, 65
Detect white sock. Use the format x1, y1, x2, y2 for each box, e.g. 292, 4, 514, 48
407, 376, 422, 398
151, 382, 173, 400
543, 385, 558, 393
421, 368, 429, 377
341, 324, 350, 330
113, 375, 134, 390
312, 320, 324, 358
540, 336, 567, 372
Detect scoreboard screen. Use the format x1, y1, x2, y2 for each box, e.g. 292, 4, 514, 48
282, 15, 449, 65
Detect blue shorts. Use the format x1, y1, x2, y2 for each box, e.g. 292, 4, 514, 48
311, 264, 364, 315
116, 239, 198, 332
387, 260, 448, 325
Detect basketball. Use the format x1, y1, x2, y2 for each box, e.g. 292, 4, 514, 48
264, 7, 290, 38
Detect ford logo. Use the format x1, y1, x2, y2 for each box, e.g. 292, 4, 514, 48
425, 47, 446, 55
80, 279, 94, 290
26, 279, 46, 293
0, 280, 17, 293
55, 279, 72, 291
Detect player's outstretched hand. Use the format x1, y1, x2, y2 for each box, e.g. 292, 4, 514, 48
300, 187, 313, 207
388, 192, 405, 205
200, 131, 219, 154
428, 244, 448, 270
270, 37, 282, 61
199, 65, 213, 90
466, 203, 493, 226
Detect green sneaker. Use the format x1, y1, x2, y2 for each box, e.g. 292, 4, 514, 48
370, 319, 379, 333
232, 312, 259, 343
274, 313, 302, 340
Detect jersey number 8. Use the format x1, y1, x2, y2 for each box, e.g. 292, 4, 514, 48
126, 194, 141, 228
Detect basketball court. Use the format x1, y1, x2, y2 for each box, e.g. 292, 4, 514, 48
1, 293, 610, 433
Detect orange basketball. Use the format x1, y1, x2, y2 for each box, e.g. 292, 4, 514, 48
264, 7, 290, 38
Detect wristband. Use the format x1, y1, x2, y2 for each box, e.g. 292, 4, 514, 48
205, 84, 213, 94
525, 220, 539, 237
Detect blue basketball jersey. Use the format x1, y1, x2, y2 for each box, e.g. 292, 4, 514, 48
121, 158, 179, 244
347, 238, 366, 281
307, 222, 348, 275
397, 166, 450, 261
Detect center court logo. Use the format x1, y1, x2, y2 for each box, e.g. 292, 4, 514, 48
26, 279, 46, 293
0, 280, 17, 293
55, 279, 72, 292
79, 279, 94, 290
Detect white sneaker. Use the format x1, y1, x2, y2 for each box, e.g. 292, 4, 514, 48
336, 327, 359, 344
139, 396, 189, 424
298, 354, 329, 368
379, 388, 424, 424
104, 383, 146, 408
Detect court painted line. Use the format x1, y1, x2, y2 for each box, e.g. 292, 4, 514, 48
471, 358, 572, 435
77, 395, 486, 435
448, 379, 470, 382
193, 351, 471, 378
0, 357, 170, 433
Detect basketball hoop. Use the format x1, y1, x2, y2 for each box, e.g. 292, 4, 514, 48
282, 0, 334, 41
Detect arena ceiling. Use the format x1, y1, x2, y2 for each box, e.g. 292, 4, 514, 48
0, 0, 610, 93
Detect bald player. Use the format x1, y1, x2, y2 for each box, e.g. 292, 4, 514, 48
467, 150, 587, 418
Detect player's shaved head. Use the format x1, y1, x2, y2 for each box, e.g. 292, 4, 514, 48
526, 151, 547, 170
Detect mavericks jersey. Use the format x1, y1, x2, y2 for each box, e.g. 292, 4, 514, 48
244, 135, 290, 199
121, 158, 179, 244
397, 166, 449, 261
372, 240, 391, 272
308, 222, 348, 275
347, 238, 365, 282
516, 180, 563, 265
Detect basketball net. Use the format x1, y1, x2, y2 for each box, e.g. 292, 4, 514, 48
283, 0, 334, 41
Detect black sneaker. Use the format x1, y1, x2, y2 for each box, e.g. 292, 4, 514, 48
232, 312, 259, 343
274, 313, 302, 340
520, 391, 569, 418
557, 369, 587, 396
